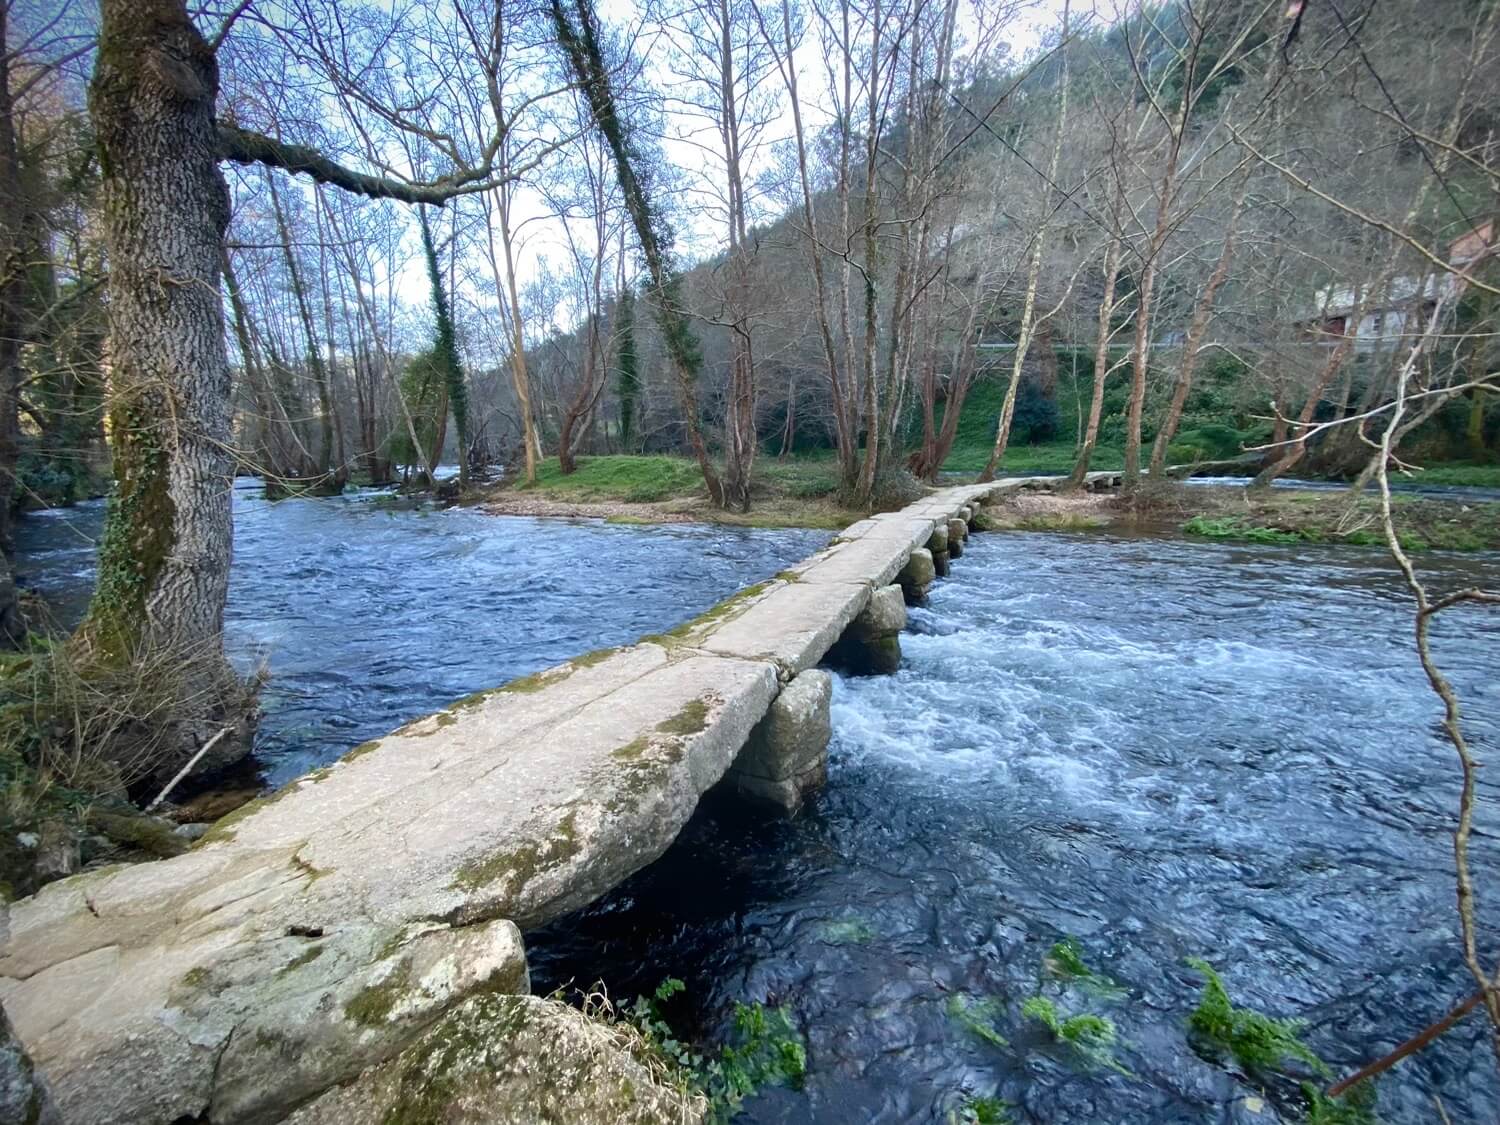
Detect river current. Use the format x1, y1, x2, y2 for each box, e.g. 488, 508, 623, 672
14, 488, 1500, 1122
12, 482, 828, 787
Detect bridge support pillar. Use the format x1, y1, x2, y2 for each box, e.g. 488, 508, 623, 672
898, 548, 936, 604
827, 584, 906, 675
947, 517, 968, 558
724, 670, 832, 814
927, 524, 950, 577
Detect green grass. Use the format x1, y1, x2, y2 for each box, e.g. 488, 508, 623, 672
952, 1095, 1012, 1124
1401, 462, 1500, 488
946, 994, 1009, 1048
511, 455, 846, 506
1180, 500, 1497, 551
1044, 938, 1126, 998
516, 455, 708, 502
1184, 515, 1302, 545
1021, 995, 1129, 1074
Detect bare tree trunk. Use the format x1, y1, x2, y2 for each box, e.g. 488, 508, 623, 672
267, 172, 336, 482
492, 187, 539, 483
82, 0, 251, 774
980, 17, 1069, 483
1069, 228, 1125, 487
1148, 172, 1249, 476
761, 0, 855, 489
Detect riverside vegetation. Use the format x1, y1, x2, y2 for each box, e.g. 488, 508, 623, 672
940, 940, 1378, 1125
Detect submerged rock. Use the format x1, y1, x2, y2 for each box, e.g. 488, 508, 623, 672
283, 993, 705, 1125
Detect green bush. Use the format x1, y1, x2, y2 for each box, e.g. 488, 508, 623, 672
622, 978, 806, 1122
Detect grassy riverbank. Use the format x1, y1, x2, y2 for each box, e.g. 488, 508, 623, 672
1172, 488, 1500, 551
484, 455, 866, 529
983, 482, 1500, 551
482, 454, 1500, 547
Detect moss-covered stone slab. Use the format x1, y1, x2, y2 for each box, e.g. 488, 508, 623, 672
692, 580, 869, 679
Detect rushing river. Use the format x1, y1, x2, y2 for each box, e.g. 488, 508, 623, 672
14, 490, 1500, 1121
11, 481, 829, 787
532, 531, 1500, 1124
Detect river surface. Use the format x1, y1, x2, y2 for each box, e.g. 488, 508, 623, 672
532, 532, 1500, 1124
14, 490, 1500, 1122
11, 481, 829, 787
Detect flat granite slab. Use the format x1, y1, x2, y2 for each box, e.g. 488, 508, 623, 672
692, 579, 869, 677
0, 643, 777, 1125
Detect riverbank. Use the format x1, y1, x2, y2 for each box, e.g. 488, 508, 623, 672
977, 479, 1500, 550
481, 455, 887, 530
481, 454, 1500, 550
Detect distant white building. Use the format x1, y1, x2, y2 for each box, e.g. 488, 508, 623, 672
1297, 221, 1493, 352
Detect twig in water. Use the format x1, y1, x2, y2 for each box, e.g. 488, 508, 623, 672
146, 726, 234, 813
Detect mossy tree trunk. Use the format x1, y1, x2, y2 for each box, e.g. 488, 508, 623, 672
82, 0, 249, 772
0, 6, 34, 646
549, 0, 725, 505
419, 208, 469, 487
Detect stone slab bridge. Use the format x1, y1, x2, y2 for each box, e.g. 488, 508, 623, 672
0, 476, 1104, 1125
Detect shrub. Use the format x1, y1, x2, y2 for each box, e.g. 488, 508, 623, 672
619, 977, 806, 1122
1013, 379, 1061, 444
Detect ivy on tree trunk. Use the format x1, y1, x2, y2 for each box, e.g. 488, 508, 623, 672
548, 0, 724, 505
419, 207, 469, 486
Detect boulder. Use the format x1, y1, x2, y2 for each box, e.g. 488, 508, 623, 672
1, 1004, 58, 1125
283, 993, 706, 1125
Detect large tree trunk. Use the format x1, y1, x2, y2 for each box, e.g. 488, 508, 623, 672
0, 7, 32, 646
82, 0, 251, 777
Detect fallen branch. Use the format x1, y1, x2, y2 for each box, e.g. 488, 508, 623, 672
1327, 991, 1483, 1098
146, 726, 234, 813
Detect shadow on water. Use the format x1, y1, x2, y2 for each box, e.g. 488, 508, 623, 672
10, 479, 830, 787
531, 531, 1500, 1124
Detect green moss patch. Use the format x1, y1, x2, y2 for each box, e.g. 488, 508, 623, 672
344, 961, 415, 1027
449, 810, 581, 894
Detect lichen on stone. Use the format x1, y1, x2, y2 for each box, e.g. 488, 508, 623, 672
344, 961, 415, 1028
448, 810, 581, 894
655, 697, 710, 738
279, 944, 324, 975
641, 580, 775, 647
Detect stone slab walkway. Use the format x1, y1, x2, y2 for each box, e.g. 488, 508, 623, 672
0, 480, 1035, 1124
